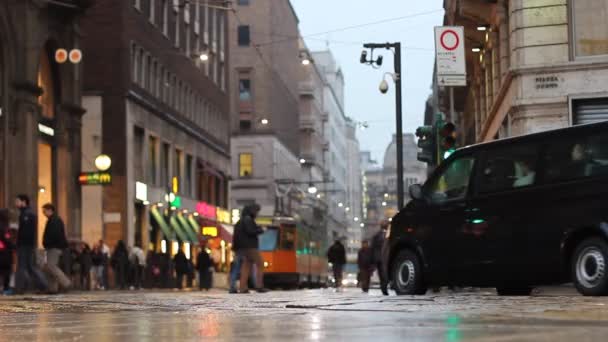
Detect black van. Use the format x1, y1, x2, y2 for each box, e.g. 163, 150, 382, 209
384, 121, 608, 296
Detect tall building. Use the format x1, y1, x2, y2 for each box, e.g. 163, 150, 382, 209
228, 0, 304, 216
81, 0, 231, 253
312, 50, 350, 241
438, 0, 608, 145
0, 0, 90, 245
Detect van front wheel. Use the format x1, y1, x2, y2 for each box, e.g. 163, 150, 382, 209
572, 237, 608, 296
391, 250, 426, 295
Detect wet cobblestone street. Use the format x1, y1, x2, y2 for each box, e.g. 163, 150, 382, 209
1, 287, 608, 341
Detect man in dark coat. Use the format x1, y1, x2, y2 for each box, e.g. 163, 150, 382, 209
357, 240, 374, 293
197, 248, 213, 290
173, 249, 189, 289
42, 203, 72, 293
233, 203, 267, 293
371, 222, 390, 295
327, 239, 346, 290
14, 195, 48, 293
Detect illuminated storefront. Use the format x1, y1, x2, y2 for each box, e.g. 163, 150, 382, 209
196, 202, 233, 272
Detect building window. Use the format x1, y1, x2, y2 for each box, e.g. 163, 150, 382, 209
239, 79, 251, 101
131, 43, 139, 84
174, 149, 183, 191
572, 1, 608, 57
134, 126, 145, 182
185, 155, 193, 196
239, 120, 251, 131
238, 25, 250, 46
239, 153, 253, 178
162, 0, 169, 36
149, 0, 155, 23
161, 143, 170, 187
148, 136, 158, 185
174, 3, 181, 48
238, 0, 250, 5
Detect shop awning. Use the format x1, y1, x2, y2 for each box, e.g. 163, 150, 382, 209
177, 214, 198, 243
169, 215, 190, 243
150, 207, 175, 241
187, 216, 201, 237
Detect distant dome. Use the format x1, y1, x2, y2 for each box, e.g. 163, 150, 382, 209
383, 133, 425, 171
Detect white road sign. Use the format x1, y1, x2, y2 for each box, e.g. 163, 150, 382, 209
435, 26, 466, 87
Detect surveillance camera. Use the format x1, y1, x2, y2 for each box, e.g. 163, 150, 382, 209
376, 55, 383, 66
360, 50, 368, 64
379, 79, 389, 94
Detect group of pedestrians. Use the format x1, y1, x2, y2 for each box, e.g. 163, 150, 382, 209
328, 223, 389, 295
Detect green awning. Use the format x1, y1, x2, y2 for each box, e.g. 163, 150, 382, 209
188, 216, 201, 236
169, 215, 190, 242
150, 207, 175, 241
177, 214, 198, 243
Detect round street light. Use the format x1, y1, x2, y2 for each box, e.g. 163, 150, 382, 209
199, 52, 209, 61
300, 158, 306, 164
95, 154, 112, 171
360, 223, 365, 228
338, 202, 344, 207
307, 184, 318, 194
354, 217, 359, 222
260, 118, 269, 125
301, 58, 311, 66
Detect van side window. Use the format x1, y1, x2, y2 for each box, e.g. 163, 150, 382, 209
544, 132, 608, 182
479, 146, 539, 193
426, 156, 475, 203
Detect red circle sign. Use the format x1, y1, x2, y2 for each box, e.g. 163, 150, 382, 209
440, 29, 460, 51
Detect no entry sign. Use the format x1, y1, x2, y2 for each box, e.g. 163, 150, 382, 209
435, 26, 466, 86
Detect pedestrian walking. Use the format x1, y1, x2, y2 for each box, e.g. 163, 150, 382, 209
129, 244, 145, 290
80, 243, 92, 290
111, 240, 129, 289
197, 248, 213, 291
371, 222, 390, 296
14, 195, 48, 294
91, 244, 106, 290
228, 254, 241, 294
41, 203, 72, 293
327, 239, 346, 291
357, 241, 374, 293
0, 209, 14, 295
173, 249, 188, 290
99, 239, 110, 289
233, 203, 267, 293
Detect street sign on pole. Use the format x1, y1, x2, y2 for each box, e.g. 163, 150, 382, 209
434, 26, 466, 87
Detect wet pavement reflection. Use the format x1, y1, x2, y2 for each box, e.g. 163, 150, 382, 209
1, 288, 608, 341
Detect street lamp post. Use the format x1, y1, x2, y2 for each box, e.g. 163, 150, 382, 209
361, 42, 404, 209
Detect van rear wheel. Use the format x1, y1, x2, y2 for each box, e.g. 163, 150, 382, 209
391, 249, 426, 295
572, 237, 608, 296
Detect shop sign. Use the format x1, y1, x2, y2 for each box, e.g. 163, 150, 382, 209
196, 202, 217, 219
231, 209, 240, 225
216, 208, 231, 224
202, 226, 218, 237
78, 172, 111, 185
135, 182, 148, 202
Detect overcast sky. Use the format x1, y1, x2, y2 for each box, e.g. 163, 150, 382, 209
290, 0, 444, 164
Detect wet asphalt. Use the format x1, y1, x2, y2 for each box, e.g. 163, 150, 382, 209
0, 287, 607, 341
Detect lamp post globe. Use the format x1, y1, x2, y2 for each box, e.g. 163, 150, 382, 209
95, 154, 112, 171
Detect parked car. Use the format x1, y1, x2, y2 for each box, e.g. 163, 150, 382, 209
384, 121, 608, 296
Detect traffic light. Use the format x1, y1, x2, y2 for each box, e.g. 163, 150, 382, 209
416, 125, 436, 165
437, 121, 457, 161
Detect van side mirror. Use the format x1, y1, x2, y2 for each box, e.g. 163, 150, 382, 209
409, 184, 423, 201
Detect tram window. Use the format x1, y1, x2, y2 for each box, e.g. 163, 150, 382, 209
259, 227, 278, 251
280, 225, 296, 250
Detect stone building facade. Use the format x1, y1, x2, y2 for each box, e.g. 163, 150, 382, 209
0, 0, 90, 244
81, 0, 230, 249
441, 0, 608, 145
